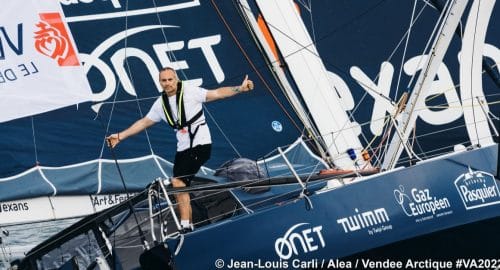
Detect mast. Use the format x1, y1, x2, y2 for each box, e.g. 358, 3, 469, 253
254, 0, 366, 169
382, 0, 470, 170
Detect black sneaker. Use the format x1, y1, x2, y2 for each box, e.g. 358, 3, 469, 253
179, 227, 193, 234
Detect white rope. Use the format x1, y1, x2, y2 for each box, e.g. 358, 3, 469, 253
30, 116, 39, 165
98, 0, 131, 159
295, 0, 311, 11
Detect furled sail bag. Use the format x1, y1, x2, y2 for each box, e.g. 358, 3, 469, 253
215, 158, 270, 194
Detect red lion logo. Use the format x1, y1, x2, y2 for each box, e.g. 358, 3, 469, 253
34, 13, 79, 66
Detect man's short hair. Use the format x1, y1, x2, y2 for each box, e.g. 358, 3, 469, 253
160, 67, 176, 73
159, 67, 177, 80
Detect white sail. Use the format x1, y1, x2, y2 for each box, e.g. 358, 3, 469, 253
0, 1, 92, 123
255, 0, 365, 169
238, 0, 328, 159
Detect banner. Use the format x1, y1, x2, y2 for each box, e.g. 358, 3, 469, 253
0, 1, 92, 123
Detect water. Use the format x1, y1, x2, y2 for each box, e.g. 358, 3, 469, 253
0, 219, 78, 268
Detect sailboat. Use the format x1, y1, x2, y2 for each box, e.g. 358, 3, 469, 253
1, 0, 499, 269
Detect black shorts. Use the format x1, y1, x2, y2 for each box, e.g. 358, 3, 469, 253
173, 144, 211, 186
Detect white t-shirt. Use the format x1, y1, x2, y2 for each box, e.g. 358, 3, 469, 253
146, 84, 211, 152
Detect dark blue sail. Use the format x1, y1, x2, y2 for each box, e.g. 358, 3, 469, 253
0, 1, 304, 205
295, 0, 500, 163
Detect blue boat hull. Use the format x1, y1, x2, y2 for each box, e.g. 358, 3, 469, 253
167, 145, 500, 268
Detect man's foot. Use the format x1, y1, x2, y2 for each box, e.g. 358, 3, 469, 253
179, 227, 193, 234
179, 220, 194, 234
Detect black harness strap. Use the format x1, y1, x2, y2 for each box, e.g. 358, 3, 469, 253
187, 122, 206, 149
161, 81, 205, 148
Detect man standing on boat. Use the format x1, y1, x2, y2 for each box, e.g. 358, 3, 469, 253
107, 67, 254, 232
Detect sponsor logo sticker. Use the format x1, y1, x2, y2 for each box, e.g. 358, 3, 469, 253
272, 120, 283, 132
336, 208, 392, 235
274, 223, 325, 260
454, 168, 500, 210
0, 202, 30, 213
90, 194, 131, 208
394, 185, 453, 222
34, 13, 79, 66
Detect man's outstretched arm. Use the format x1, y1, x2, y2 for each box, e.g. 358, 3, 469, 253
106, 117, 156, 148
206, 75, 254, 102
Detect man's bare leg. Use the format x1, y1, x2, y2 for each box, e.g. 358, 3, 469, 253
172, 177, 192, 229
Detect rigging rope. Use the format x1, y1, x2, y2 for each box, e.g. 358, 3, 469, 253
237, 1, 323, 152
242, 1, 388, 162
394, 0, 418, 99
210, 0, 303, 133
95, 0, 149, 250
122, 1, 156, 155
246, 0, 455, 166
347, 1, 429, 139
30, 116, 39, 166
406, 0, 450, 90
